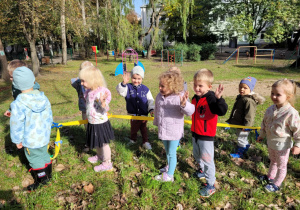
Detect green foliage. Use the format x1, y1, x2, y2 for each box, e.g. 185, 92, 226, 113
187, 44, 201, 61
200, 43, 218, 60
173, 43, 189, 59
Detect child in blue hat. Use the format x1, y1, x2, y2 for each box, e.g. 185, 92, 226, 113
226, 76, 265, 158
10, 66, 53, 191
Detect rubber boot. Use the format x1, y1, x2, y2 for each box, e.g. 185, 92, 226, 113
27, 167, 49, 191
46, 162, 52, 179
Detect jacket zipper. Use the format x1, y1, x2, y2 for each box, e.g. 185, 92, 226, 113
204, 120, 207, 132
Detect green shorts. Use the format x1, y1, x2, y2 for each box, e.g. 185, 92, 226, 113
24, 145, 51, 169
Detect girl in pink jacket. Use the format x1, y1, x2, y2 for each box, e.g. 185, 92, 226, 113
153, 71, 195, 182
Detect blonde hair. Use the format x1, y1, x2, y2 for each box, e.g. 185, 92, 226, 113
272, 79, 297, 107
7, 59, 28, 74
80, 61, 94, 70
168, 66, 181, 73
79, 66, 107, 89
159, 71, 184, 94
193, 68, 214, 85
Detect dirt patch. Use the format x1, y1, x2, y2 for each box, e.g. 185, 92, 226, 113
189, 79, 300, 97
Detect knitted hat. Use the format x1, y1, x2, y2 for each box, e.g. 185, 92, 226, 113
12, 66, 35, 91
131, 66, 144, 79
240, 76, 257, 91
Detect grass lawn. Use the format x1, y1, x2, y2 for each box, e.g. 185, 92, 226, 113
0, 56, 300, 209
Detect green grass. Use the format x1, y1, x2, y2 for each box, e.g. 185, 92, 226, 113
1, 56, 300, 209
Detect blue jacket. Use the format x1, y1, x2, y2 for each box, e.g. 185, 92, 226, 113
116, 83, 154, 116
10, 90, 53, 148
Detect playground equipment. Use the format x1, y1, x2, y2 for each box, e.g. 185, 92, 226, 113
91, 46, 99, 66
161, 49, 183, 66
290, 39, 300, 68
107, 49, 119, 61
223, 46, 275, 64
114, 47, 145, 76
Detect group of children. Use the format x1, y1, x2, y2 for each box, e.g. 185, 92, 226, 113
5, 59, 300, 198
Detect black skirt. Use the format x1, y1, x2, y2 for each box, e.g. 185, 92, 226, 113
86, 120, 115, 148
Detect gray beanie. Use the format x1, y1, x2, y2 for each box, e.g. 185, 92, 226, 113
131, 66, 144, 79
12, 66, 35, 90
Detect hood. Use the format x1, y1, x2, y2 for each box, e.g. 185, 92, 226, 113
16, 91, 49, 113
237, 92, 266, 105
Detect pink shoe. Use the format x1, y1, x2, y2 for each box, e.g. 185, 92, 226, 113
94, 162, 113, 172
88, 155, 102, 164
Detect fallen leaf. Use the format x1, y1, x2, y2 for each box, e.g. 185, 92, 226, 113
183, 172, 189, 179
54, 164, 65, 172
232, 158, 245, 166
224, 202, 233, 210
295, 182, 300, 188
229, 171, 238, 178
12, 186, 20, 191
176, 203, 183, 210
65, 196, 77, 203
57, 196, 66, 205
220, 150, 227, 155
22, 177, 34, 188
84, 183, 94, 194
286, 196, 294, 204
257, 204, 265, 209
214, 181, 220, 190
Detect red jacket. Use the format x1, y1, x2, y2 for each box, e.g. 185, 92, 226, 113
191, 91, 228, 141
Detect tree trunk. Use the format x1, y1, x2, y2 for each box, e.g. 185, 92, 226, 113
249, 41, 255, 57
147, 10, 160, 59
0, 39, 9, 81
29, 40, 40, 76
61, 0, 67, 64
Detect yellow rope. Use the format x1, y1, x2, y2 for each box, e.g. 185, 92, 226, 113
50, 114, 261, 159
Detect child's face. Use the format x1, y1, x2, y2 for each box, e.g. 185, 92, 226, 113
239, 83, 251, 95
271, 86, 289, 108
159, 79, 172, 97
131, 74, 143, 86
193, 80, 211, 97
81, 79, 92, 90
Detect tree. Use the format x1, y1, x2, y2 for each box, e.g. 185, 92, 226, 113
218, 0, 298, 55
61, 0, 67, 64
0, 39, 9, 81
162, 0, 218, 44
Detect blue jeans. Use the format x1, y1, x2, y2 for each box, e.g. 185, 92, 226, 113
162, 140, 180, 176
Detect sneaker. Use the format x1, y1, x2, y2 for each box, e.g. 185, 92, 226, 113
265, 183, 280, 192
159, 165, 169, 173
193, 169, 206, 180
88, 155, 102, 164
258, 175, 274, 184
143, 142, 152, 150
94, 162, 113, 172
230, 144, 250, 158
155, 172, 174, 182
199, 184, 216, 198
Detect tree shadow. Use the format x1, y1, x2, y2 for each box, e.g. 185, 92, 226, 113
0, 190, 23, 209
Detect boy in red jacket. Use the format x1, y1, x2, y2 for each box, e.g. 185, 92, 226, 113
191, 69, 228, 197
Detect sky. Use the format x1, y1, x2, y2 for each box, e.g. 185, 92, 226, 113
134, 0, 146, 16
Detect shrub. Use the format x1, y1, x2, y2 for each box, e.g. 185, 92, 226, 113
172, 43, 189, 60
200, 43, 218, 60
188, 44, 202, 61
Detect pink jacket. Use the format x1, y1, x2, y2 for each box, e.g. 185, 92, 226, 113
153, 93, 195, 140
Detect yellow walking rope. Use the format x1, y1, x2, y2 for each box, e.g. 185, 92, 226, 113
49, 113, 260, 160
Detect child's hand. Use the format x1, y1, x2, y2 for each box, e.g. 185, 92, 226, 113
99, 92, 109, 108
4, 110, 11, 117
150, 111, 154, 117
291, 146, 300, 155
256, 137, 263, 143
122, 72, 130, 85
215, 84, 224, 99
180, 91, 189, 108
16, 143, 23, 149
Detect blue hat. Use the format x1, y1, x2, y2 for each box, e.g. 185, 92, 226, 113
240, 76, 256, 91
12, 67, 35, 91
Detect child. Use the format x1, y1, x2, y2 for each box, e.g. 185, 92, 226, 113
4, 59, 40, 117
191, 69, 228, 197
116, 66, 154, 150
168, 66, 188, 92
153, 71, 195, 182
79, 66, 115, 172
257, 79, 300, 192
71, 61, 94, 128
10, 67, 53, 191
226, 76, 265, 158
